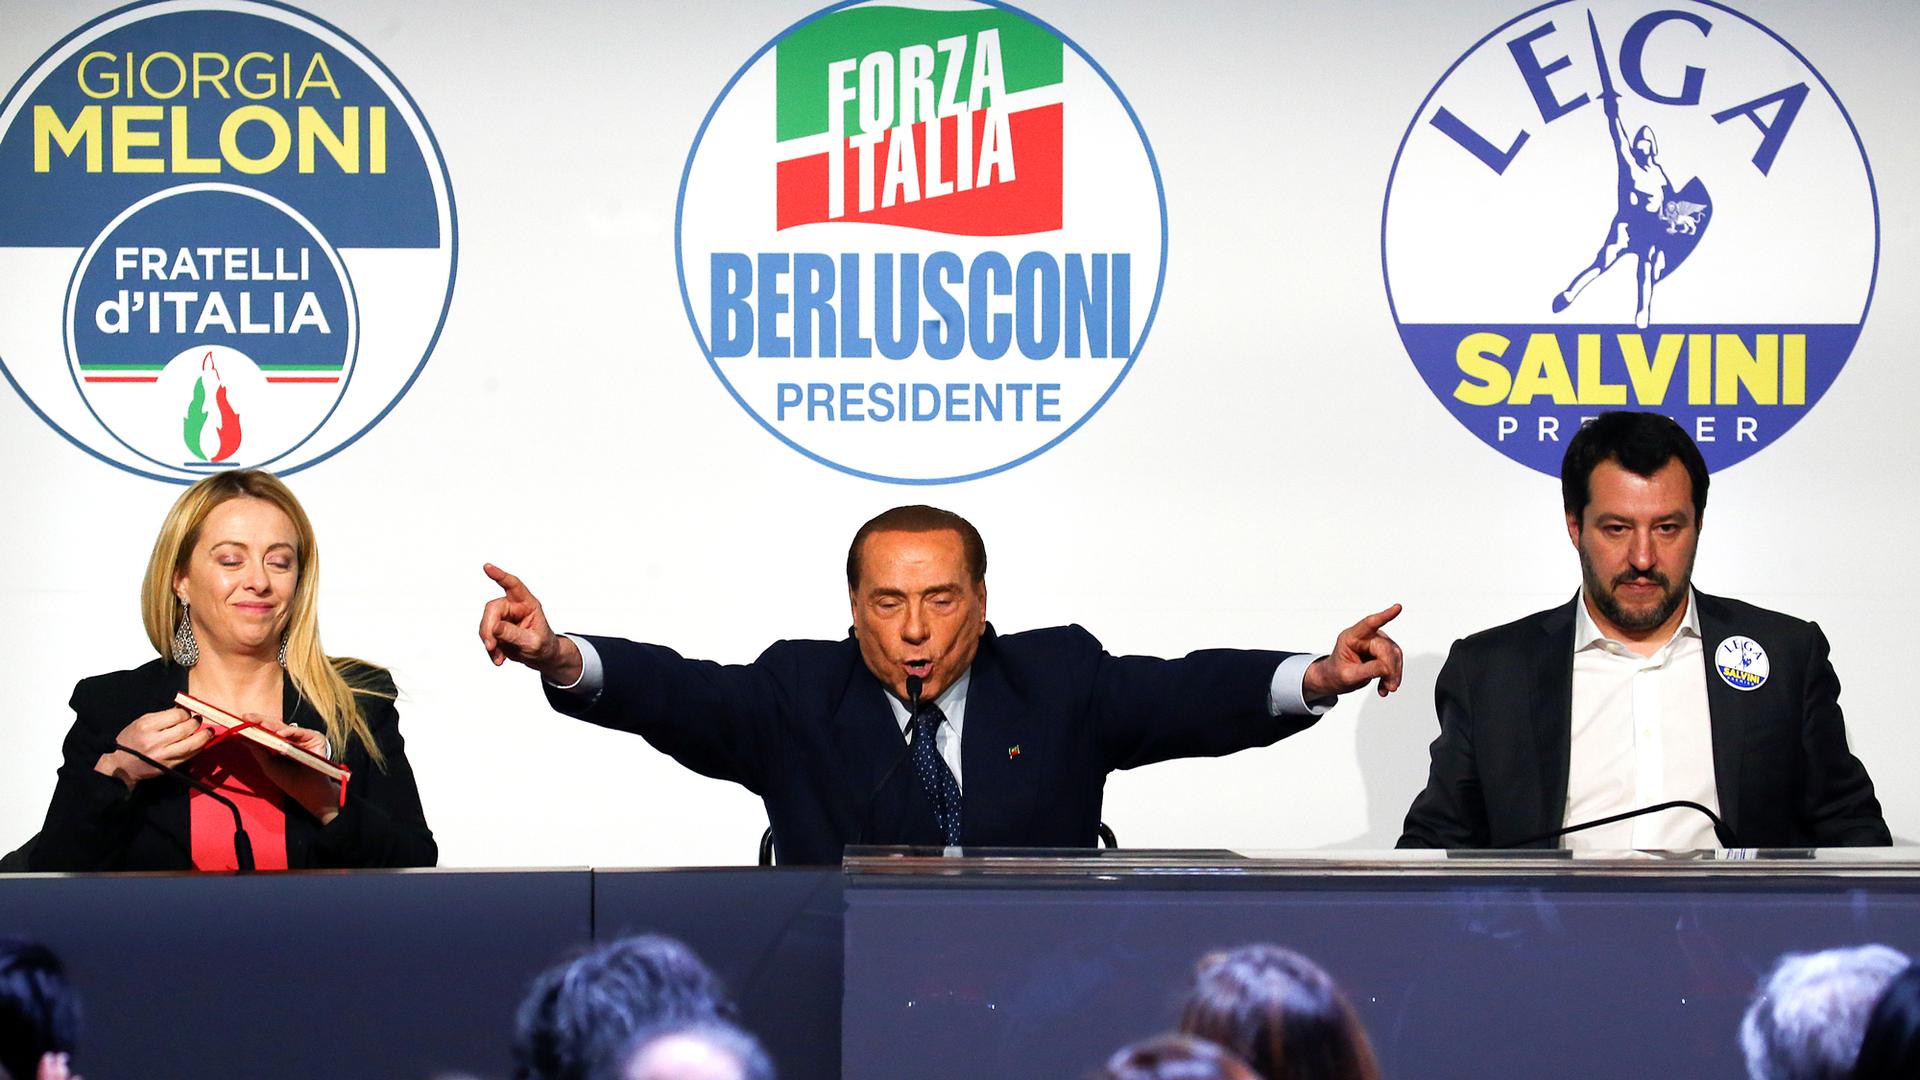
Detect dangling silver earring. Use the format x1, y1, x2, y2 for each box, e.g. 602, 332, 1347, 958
277, 630, 289, 668
172, 603, 199, 667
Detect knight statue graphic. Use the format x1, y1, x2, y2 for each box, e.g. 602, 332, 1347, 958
1551, 12, 1712, 328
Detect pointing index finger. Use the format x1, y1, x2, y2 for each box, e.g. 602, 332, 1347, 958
1357, 603, 1404, 634
484, 562, 532, 601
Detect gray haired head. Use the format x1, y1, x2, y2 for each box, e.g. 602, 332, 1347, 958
1740, 944, 1911, 1080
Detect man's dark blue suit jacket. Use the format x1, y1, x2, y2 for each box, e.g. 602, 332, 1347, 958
546, 624, 1310, 864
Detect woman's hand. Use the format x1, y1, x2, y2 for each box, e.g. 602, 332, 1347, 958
93, 707, 212, 789
243, 714, 341, 825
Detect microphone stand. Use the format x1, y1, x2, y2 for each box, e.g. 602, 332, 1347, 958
1497, 799, 1734, 850
113, 742, 256, 872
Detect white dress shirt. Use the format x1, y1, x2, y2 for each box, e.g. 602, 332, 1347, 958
550, 637, 1329, 795
1563, 589, 1721, 851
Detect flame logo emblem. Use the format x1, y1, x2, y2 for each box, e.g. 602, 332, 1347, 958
181, 351, 243, 463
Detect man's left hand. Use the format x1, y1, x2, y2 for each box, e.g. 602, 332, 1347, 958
1304, 604, 1405, 700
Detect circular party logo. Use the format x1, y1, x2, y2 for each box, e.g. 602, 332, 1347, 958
1383, 1, 1876, 475
0, 0, 456, 482
677, 0, 1167, 484
1714, 634, 1769, 691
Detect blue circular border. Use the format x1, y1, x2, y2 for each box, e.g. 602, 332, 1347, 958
0, 0, 459, 485
674, 0, 1169, 486
1377, 0, 1880, 471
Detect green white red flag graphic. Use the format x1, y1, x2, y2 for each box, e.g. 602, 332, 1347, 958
182, 351, 242, 463
773, 6, 1063, 234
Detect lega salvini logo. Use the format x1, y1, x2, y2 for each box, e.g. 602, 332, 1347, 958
677, 0, 1167, 484
0, 0, 456, 482
1383, 0, 1876, 475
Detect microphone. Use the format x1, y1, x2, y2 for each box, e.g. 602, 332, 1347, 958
113, 742, 256, 872
1497, 799, 1733, 850
855, 675, 926, 847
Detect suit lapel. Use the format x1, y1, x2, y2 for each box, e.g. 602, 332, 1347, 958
280, 672, 308, 727
152, 662, 195, 848
277, 670, 312, 865
833, 646, 933, 845
1537, 596, 1579, 839
1694, 593, 1743, 839
956, 628, 1035, 845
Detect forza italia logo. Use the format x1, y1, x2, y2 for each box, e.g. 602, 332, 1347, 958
0, 0, 457, 482
678, 0, 1166, 484
1382, 0, 1876, 474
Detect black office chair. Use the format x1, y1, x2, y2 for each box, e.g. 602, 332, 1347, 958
756, 822, 1118, 866
0, 833, 38, 872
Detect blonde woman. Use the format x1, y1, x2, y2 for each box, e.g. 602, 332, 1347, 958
29, 471, 435, 870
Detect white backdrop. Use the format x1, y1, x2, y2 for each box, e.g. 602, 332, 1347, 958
0, 0, 1913, 867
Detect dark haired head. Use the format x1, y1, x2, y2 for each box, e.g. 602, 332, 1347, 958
0, 937, 79, 1080
1852, 962, 1920, 1079
609, 1019, 775, 1080
1099, 1034, 1259, 1080
1178, 945, 1380, 1080
846, 506, 986, 590
512, 935, 732, 1080
1560, 412, 1708, 524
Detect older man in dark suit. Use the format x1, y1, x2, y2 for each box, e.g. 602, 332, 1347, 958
482, 506, 1404, 864
1399, 412, 1888, 850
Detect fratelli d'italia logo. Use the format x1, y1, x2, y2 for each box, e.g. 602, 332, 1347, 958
0, 0, 457, 482
677, 0, 1166, 484
1383, 1, 1876, 475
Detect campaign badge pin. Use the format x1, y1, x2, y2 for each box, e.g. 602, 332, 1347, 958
1715, 636, 1770, 692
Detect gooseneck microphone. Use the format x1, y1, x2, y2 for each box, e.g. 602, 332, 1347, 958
113, 742, 256, 872
1497, 799, 1734, 850
856, 675, 925, 846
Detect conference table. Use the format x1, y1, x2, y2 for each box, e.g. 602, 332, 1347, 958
5, 848, 1918, 1079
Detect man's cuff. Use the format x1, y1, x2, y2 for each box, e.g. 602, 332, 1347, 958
546, 634, 605, 704
1269, 653, 1333, 717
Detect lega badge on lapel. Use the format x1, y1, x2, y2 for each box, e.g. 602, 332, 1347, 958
1715, 636, 1770, 692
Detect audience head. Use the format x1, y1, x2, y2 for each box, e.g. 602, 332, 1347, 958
613, 1020, 773, 1080
512, 935, 732, 1080
1178, 945, 1379, 1080
1100, 1035, 1259, 1080
1850, 962, 1920, 1079
1740, 944, 1910, 1080
0, 938, 79, 1080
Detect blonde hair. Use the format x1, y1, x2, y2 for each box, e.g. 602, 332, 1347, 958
140, 470, 387, 768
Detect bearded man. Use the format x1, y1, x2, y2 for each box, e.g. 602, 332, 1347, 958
1398, 411, 1888, 850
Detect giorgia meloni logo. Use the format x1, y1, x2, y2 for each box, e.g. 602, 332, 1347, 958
0, 0, 456, 482
677, 0, 1166, 484
1383, 0, 1876, 475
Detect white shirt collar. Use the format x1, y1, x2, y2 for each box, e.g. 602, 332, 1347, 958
884, 667, 971, 737
1574, 586, 1700, 655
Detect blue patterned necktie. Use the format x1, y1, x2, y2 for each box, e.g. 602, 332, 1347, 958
910, 702, 963, 845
